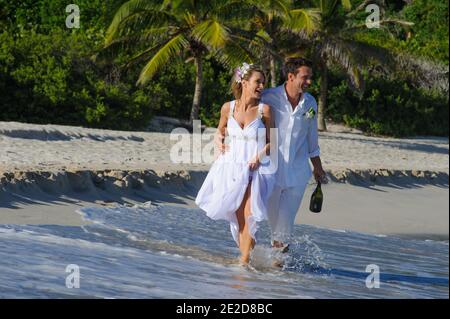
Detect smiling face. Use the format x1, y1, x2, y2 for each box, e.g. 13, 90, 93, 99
242, 71, 265, 100
288, 66, 313, 94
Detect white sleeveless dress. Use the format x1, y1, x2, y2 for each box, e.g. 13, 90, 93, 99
195, 101, 276, 247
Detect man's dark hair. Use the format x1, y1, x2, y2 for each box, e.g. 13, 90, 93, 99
283, 57, 313, 79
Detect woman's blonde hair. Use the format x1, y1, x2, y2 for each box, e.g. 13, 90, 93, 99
230, 64, 265, 99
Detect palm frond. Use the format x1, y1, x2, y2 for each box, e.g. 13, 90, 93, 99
125, 37, 175, 68
377, 19, 414, 28
319, 37, 450, 93
214, 0, 258, 23
246, 30, 286, 61
351, 36, 449, 92
183, 11, 198, 28
341, 0, 352, 11
105, 0, 172, 46
255, 29, 273, 44
344, 18, 413, 33
395, 53, 449, 92
259, 0, 291, 17
137, 34, 188, 85
104, 26, 176, 50
338, 40, 397, 72
320, 38, 365, 91
191, 19, 230, 49
286, 8, 321, 34
346, 0, 384, 18
318, 0, 337, 17
214, 40, 256, 68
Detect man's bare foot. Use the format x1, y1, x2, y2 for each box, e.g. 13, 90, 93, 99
272, 259, 284, 268
280, 244, 289, 253
272, 240, 284, 248
272, 241, 289, 253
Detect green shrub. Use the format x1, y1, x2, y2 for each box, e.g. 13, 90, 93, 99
0, 30, 158, 130
324, 73, 449, 137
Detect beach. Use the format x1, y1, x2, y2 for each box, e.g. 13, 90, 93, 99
0, 120, 448, 239
1, 0, 449, 299
1, 120, 448, 298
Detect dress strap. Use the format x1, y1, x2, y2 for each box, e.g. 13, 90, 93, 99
257, 103, 264, 120
229, 100, 236, 118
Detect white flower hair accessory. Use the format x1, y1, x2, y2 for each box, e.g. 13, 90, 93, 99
235, 62, 253, 83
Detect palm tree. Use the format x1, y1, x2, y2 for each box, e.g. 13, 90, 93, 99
287, 0, 413, 131
104, 0, 256, 124
245, 0, 320, 87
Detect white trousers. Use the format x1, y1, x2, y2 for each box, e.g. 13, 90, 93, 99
267, 182, 308, 244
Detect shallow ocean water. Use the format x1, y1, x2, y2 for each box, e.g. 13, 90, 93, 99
0, 202, 448, 298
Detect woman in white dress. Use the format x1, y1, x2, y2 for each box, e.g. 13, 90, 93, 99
195, 63, 275, 265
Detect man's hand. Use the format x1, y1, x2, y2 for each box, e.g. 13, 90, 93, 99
248, 155, 261, 171
313, 167, 328, 184
311, 156, 328, 184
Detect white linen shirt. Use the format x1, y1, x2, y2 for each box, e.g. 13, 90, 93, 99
261, 85, 320, 187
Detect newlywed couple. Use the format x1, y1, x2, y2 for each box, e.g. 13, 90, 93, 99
195, 57, 327, 265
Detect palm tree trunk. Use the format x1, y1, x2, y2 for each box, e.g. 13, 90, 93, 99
318, 59, 328, 132
270, 55, 277, 87
190, 55, 203, 124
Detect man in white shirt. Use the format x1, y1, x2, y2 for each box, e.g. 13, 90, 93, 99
261, 57, 327, 251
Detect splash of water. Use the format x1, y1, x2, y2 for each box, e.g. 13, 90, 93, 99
249, 235, 329, 274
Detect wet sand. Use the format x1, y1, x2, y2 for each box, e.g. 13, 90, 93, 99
0, 121, 448, 240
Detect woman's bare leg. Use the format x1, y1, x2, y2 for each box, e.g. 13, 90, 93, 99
236, 182, 255, 264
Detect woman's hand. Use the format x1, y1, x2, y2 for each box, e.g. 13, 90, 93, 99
248, 155, 261, 171
218, 143, 229, 154
214, 132, 229, 154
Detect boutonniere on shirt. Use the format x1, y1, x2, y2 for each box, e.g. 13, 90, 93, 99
303, 107, 316, 119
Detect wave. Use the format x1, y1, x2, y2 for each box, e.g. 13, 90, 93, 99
0, 201, 448, 298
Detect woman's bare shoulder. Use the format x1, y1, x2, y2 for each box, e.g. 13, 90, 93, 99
221, 102, 230, 114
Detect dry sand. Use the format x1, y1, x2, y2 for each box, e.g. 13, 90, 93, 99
0, 121, 448, 239
1, 121, 448, 173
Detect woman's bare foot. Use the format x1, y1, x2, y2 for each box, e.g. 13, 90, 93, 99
239, 255, 250, 265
